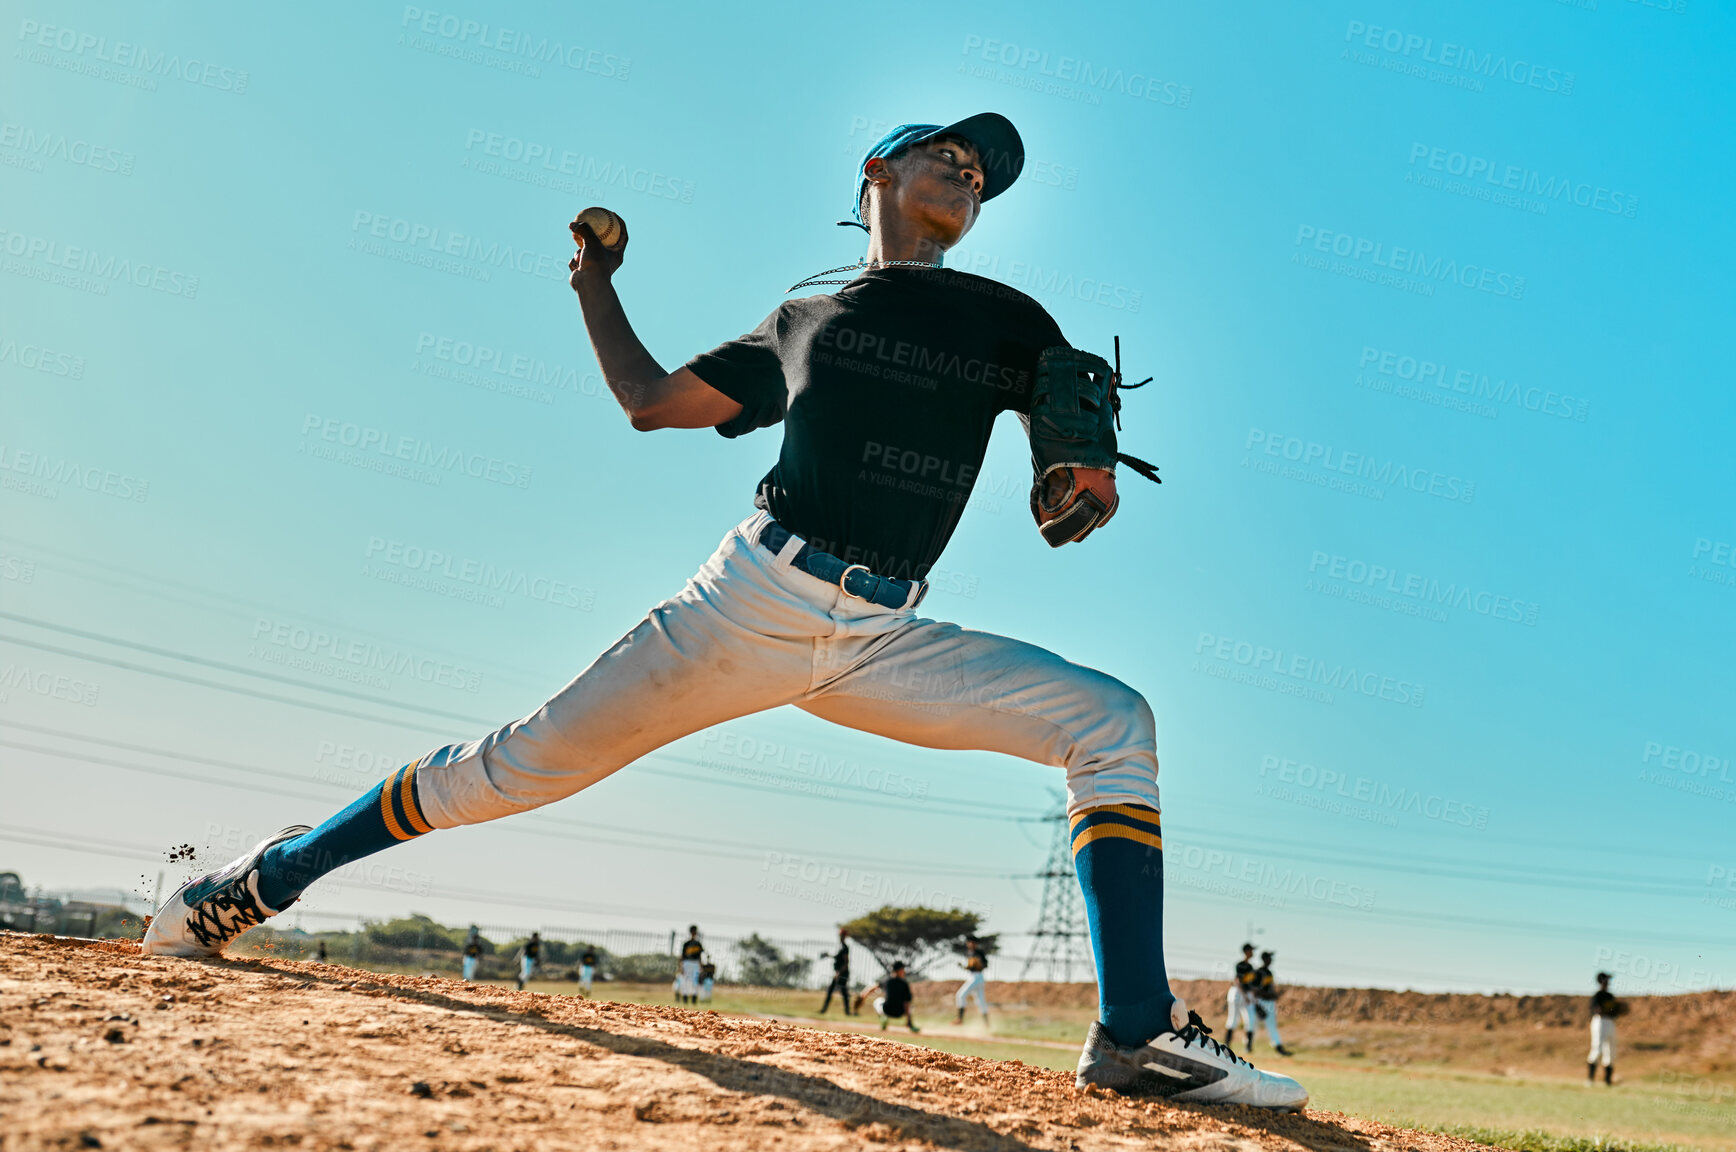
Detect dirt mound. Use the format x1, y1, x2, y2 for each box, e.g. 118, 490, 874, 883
0, 934, 1503, 1152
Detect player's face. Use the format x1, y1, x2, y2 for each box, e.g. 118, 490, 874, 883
888, 136, 984, 245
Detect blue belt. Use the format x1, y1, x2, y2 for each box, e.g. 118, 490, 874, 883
757, 520, 927, 611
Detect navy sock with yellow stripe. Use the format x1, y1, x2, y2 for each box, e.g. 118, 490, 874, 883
1071, 802, 1175, 1047
255, 763, 432, 910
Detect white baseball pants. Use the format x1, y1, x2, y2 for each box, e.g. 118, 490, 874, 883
461, 954, 478, 981
404, 511, 1160, 828
679, 958, 702, 997
957, 971, 988, 1016
1258, 999, 1282, 1046
1226, 987, 1256, 1034
1588, 1016, 1616, 1066
578, 964, 595, 992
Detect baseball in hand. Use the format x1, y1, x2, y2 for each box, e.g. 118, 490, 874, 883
571, 206, 625, 250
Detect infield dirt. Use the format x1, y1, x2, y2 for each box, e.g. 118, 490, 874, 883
0, 933, 1504, 1152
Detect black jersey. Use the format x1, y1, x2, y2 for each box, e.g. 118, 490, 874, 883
524, 938, 541, 959
463, 938, 482, 958
681, 939, 704, 961
1254, 965, 1277, 1000
687, 266, 1067, 581
1234, 959, 1257, 989
581, 950, 598, 967
882, 975, 913, 1015
832, 943, 850, 975
1591, 990, 1618, 1018
965, 950, 987, 973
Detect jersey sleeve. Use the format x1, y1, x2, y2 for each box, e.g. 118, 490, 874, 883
684, 306, 789, 438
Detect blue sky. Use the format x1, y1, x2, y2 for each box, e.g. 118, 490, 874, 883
3, 0, 1731, 994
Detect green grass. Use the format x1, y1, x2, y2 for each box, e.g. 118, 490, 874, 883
1404, 1123, 1696, 1152
1266, 1061, 1734, 1152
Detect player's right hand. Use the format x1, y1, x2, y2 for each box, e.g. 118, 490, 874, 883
568, 217, 627, 288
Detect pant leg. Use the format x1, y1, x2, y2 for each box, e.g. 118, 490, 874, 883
1264, 1001, 1282, 1045
1226, 988, 1240, 1033
412, 517, 830, 828
794, 617, 1159, 818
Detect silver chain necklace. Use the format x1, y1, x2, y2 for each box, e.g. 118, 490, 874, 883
787, 258, 942, 293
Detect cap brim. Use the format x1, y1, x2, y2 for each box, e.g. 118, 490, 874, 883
932, 112, 1024, 201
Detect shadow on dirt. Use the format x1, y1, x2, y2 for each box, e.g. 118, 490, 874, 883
238, 958, 1380, 1152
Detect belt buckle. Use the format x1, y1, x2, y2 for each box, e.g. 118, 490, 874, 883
837, 563, 873, 600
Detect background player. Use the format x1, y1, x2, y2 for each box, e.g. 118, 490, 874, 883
1588, 971, 1624, 1085
515, 931, 542, 991
143, 111, 1306, 1113
677, 926, 705, 1005
699, 958, 717, 1003
461, 926, 483, 983
955, 935, 989, 1025
1227, 943, 1258, 1051
578, 946, 598, 997
1253, 949, 1292, 1056
856, 960, 920, 1032
819, 928, 854, 1016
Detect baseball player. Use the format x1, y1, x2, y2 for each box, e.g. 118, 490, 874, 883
677, 926, 705, 1005
578, 946, 598, 996
856, 960, 920, 1032
461, 926, 483, 982
819, 928, 855, 1016
515, 930, 543, 991
955, 935, 990, 1025
1226, 943, 1259, 1051
314, 939, 327, 963
1587, 971, 1624, 1085
1253, 950, 1292, 1056
143, 112, 1306, 1111
699, 959, 717, 1002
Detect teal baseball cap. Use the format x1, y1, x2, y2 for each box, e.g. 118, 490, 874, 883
847, 112, 1025, 229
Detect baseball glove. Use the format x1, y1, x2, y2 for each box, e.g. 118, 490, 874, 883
1026, 342, 1160, 547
